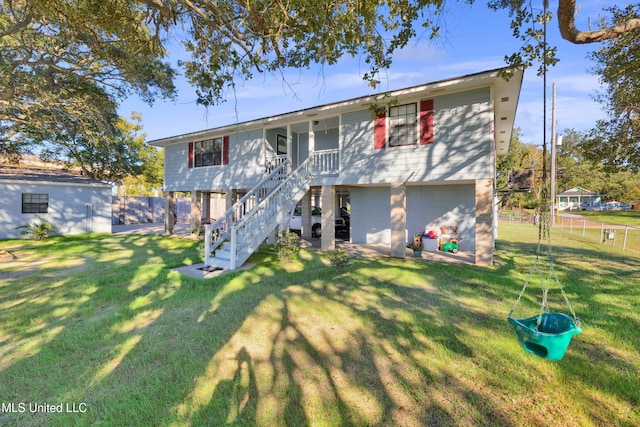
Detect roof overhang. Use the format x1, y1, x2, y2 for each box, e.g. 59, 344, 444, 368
149, 66, 523, 154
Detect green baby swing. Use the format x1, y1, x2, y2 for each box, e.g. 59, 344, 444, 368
507, 3, 581, 360
506, 126, 582, 361
506, 235, 582, 361
506, 156, 582, 361
506, 168, 581, 361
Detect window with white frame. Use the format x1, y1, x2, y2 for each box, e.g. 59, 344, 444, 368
194, 138, 223, 167
22, 193, 49, 214
388, 103, 417, 147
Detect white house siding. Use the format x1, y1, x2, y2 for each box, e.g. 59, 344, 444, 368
350, 184, 476, 251
295, 133, 309, 169
0, 181, 111, 240
338, 87, 493, 186
350, 187, 392, 245
163, 130, 265, 192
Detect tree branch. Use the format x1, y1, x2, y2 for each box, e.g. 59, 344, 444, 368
558, 0, 640, 44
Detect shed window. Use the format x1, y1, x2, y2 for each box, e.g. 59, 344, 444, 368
22, 193, 49, 213
388, 103, 417, 147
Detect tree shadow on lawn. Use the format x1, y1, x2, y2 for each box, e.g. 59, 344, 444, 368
1, 233, 639, 426
181, 250, 571, 426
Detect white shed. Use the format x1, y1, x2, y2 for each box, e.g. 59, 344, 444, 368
0, 166, 112, 240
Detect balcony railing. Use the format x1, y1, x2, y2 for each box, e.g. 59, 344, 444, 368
312, 149, 339, 176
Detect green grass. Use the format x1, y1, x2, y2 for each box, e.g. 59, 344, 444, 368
573, 210, 640, 227
553, 210, 640, 254
0, 226, 639, 426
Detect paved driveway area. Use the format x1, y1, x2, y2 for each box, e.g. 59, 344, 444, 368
112, 222, 190, 235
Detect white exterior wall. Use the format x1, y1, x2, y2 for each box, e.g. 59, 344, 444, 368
162, 88, 494, 191
350, 184, 476, 251
0, 181, 112, 240
163, 130, 265, 192
337, 87, 493, 186
350, 187, 391, 245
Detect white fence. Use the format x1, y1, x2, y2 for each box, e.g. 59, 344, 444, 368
499, 211, 640, 253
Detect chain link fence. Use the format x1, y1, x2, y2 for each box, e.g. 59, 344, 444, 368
499, 211, 640, 254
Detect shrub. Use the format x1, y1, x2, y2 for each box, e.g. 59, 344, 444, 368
329, 249, 350, 270
276, 230, 300, 263
16, 215, 56, 240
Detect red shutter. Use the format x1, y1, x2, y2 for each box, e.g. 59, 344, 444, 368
222, 135, 229, 165
374, 108, 386, 149
420, 99, 434, 145
188, 142, 194, 168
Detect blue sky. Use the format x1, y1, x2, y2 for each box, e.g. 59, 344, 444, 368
119, 1, 631, 147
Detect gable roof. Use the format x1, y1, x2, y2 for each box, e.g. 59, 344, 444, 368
0, 166, 110, 187
148, 66, 523, 155
558, 187, 600, 196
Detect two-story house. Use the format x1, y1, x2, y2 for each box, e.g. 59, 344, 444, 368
149, 67, 523, 269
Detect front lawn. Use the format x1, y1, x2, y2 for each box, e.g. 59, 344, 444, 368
0, 226, 638, 426
573, 209, 640, 227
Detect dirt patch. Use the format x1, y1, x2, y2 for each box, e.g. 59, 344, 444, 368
0, 250, 14, 262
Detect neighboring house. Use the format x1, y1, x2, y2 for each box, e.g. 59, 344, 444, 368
0, 166, 112, 240
556, 187, 602, 211
150, 67, 523, 269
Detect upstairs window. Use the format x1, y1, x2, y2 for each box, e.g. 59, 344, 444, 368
194, 138, 223, 167
22, 193, 49, 214
388, 103, 417, 147
374, 99, 433, 149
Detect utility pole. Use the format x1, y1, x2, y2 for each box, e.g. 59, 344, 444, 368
550, 82, 557, 226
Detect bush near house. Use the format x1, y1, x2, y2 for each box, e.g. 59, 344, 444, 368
16, 215, 56, 240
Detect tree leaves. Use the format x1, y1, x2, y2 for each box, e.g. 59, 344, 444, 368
584, 4, 640, 172
1, 0, 175, 179
3, 0, 640, 180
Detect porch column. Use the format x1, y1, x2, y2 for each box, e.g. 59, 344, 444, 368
321, 185, 335, 250
475, 179, 494, 266
301, 190, 313, 239
308, 120, 315, 165
225, 189, 237, 210
164, 191, 176, 235
286, 124, 293, 165
390, 183, 407, 258
190, 191, 202, 234
202, 192, 211, 221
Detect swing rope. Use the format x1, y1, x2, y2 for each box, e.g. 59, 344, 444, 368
508, 0, 579, 329
507, 208, 580, 329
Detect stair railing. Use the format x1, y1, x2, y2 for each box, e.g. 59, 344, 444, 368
228, 157, 315, 269
203, 159, 290, 264
204, 148, 339, 268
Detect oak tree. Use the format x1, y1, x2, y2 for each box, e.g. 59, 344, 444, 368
582, 5, 640, 171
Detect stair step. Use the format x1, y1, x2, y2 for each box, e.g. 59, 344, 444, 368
207, 257, 232, 270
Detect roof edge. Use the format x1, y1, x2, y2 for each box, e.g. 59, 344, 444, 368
149, 66, 523, 147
